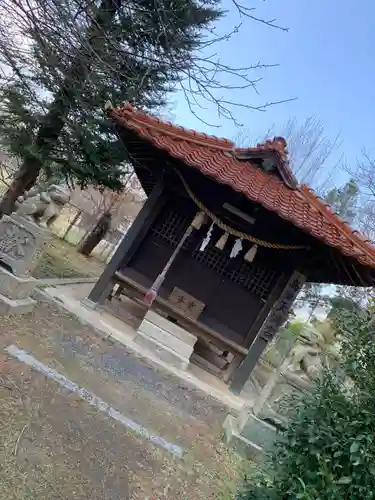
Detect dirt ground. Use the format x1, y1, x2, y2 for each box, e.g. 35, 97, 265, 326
0, 299, 245, 499
33, 238, 104, 279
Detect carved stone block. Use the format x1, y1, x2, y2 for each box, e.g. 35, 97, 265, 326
0, 266, 37, 300
0, 294, 36, 315
0, 214, 52, 277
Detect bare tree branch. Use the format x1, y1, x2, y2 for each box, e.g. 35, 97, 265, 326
0, 0, 291, 214
231, 0, 288, 31
233, 115, 342, 191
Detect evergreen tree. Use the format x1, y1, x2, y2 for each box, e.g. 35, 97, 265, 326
297, 179, 361, 316
324, 178, 359, 224
0, 0, 224, 214
325, 179, 372, 307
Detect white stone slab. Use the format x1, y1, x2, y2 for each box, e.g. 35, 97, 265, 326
138, 320, 194, 359
144, 311, 197, 346
134, 331, 189, 370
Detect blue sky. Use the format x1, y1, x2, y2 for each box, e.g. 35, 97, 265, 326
172, 0, 374, 184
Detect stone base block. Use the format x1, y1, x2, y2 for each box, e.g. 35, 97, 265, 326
0, 266, 37, 300
145, 311, 197, 346
0, 293, 36, 315
223, 414, 264, 461
138, 320, 195, 359
257, 405, 288, 429
223, 408, 278, 460
134, 331, 189, 370
81, 298, 98, 310
135, 312, 198, 371
237, 412, 277, 450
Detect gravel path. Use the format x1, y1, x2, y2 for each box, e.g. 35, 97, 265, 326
0, 301, 244, 499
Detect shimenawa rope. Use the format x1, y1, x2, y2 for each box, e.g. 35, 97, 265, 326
175, 170, 309, 251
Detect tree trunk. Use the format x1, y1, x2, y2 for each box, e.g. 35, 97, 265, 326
0, 156, 42, 215
78, 211, 112, 256
0, 0, 122, 216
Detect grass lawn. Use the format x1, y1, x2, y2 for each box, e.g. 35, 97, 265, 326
33, 238, 105, 280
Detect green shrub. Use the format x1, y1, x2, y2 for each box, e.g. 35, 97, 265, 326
238, 308, 375, 500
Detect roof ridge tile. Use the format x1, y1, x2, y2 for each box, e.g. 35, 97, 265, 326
111, 104, 234, 151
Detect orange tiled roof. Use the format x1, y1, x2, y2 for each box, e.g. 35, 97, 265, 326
110, 103, 375, 269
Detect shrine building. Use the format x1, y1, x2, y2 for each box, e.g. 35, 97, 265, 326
88, 103, 375, 394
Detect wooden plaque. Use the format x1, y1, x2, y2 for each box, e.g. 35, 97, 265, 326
168, 287, 205, 320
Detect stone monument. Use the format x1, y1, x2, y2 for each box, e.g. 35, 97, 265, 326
0, 213, 52, 315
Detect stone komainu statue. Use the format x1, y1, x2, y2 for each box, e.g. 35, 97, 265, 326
15, 184, 70, 227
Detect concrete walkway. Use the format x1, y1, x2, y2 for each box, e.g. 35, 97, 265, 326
39, 282, 247, 412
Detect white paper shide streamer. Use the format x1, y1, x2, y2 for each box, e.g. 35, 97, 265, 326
200, 222, 214, 251
230, 238, 243, 258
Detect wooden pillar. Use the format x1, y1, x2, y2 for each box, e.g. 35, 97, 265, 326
230, 270, 306, 395
88, 181, 165, 305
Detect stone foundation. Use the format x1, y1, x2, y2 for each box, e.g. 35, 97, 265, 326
223, 406, 278, 460
0, 266, 38, 314
0, 293, 36, 315
135, 311, 197, 370
0, 214, 52, 316
0, 266, 37, 300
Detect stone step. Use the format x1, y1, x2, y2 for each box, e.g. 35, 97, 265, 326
138, 320, 195, 359
134, 331, 189, 371
144, 311, 197, 346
